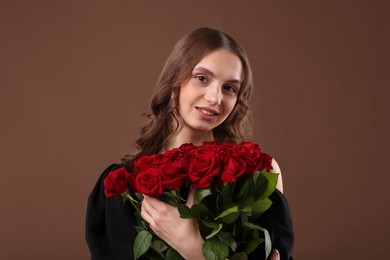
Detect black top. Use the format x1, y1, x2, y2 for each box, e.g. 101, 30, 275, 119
86, 164, 294, 260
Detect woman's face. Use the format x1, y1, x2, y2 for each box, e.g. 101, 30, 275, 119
177, 48, 243, 135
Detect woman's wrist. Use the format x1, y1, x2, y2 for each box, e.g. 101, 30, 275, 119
180, 235, 204, 260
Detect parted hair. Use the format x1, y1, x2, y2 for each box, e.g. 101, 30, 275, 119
122, 27, 254, 164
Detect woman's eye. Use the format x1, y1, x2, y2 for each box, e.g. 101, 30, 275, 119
195, 75, 207, 82
223, 85, 237, 93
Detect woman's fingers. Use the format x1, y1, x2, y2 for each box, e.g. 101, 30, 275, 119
140, 196, 154, 225
186, 187, 196, 207
143, 195, 176, 216
269, 249, 280, 260
142, 195, 161, 210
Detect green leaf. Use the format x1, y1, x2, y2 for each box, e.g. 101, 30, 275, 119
251, 171, 260, 183
244, 237, 263, 255
166, 247, 184, 260
219, 183, 234, 205
230, 252, 248, 260
143, 250, 163, 260
259, 226, 272, 258
214, 204, 240, 224
215, 205, 239, 220
223, 212, 240, 224
178, 204, 192, 218
196, 189, 213, 203
216, 232, 237, 252
133, 225, 144, 233
253, 172, 268, 199
170, 189, 182, 200
160, 191, 179, 206
201, 218, 220, 229
135, 192, 144, 201
254, 171, 278, 200
241, 224, 271, 257
251, 198, 273, 220
202, 237, 229, 260
234, 175, 252, 200
190, 203, 210, 218
243, 221, 262, 230
205, 223, 223, 240
133, 230, 152, 259
150, 239, 168, 254
239, 196, 255, 213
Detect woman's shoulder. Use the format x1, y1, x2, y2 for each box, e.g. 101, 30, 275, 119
270, 158, 284, 193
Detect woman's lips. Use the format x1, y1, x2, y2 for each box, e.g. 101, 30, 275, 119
195, 107, 219, 120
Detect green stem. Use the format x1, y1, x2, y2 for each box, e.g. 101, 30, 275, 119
127, 194, 141, 214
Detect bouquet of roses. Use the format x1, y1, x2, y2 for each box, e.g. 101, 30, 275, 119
104, 141, 278, 260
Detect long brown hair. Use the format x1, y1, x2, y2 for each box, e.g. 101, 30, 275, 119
122, 27, 254, 164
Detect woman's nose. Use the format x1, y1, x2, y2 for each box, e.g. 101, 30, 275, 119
203, 84, 222, 105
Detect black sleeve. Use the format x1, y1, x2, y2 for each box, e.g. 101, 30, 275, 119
249, 189, 295, 260
85, 164, 137, 260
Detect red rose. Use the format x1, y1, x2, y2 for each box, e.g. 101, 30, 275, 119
234, 142, 262, 174
160, 144, 194, 163
178, 143, 196, 153
126, 170, 139, 192
152, 153, 173, 167
259, 152, 273, 172
221, 154, 247, 182
163, 148, 181, 161
133, 155, 155, 172
104, 167, 129, 198
202, 141, 220, 148
160, 160, 188, 190
135, 167, 163, 197
203, 141, 233, 151
202, 142, 235, 163
134, 152, 176, 171
188, 149, 221, 189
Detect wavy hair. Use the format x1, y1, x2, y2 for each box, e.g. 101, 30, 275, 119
122, 27, 254, 163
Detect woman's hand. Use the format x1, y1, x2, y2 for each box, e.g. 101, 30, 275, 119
141, 187, 205, 259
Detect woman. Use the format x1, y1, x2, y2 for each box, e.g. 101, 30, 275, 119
86, 27, 294, 259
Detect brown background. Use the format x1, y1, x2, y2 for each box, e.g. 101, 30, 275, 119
1, 1, 389, 259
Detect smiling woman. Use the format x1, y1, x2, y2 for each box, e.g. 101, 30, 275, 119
86, 27, 294, 260
176, 49, 242, 146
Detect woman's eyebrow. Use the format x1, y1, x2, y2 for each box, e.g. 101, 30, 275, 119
193, 66, 215, 76
193, 66, 242, 84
